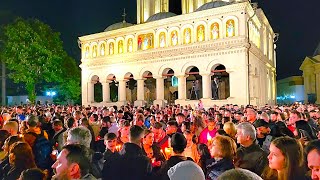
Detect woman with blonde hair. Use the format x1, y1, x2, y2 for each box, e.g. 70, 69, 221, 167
206, 135, 237, 180
223, 122, 237, 140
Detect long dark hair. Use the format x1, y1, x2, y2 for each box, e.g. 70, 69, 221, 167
10, 142, 36, 169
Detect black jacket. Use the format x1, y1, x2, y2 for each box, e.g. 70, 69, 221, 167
102, 143, 152, 180
206, 158, 234, 180
235, 142, 268, 176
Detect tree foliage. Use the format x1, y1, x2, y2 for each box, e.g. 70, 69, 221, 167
0, 17, 80, 103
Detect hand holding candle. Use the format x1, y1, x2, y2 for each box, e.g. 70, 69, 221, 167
164, 147, 173, 160
207, 133, 213, 146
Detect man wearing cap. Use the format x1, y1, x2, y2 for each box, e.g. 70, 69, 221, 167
253, 119, 275, 153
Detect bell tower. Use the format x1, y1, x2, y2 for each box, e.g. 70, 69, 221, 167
137, 0, 169, 24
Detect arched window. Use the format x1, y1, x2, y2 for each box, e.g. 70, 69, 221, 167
118, 40, 124, 54
127, 38, 133, 53
100, 44, 105, 56
85, 46, 90, 58
109, 42, 114, 55
92, 45, 97, 58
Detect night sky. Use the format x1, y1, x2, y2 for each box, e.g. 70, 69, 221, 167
1, 0, 320, 80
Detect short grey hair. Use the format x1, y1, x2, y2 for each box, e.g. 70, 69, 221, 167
218, 168, 263, 180
67, 126, 92, 148
237, 122, 256, 141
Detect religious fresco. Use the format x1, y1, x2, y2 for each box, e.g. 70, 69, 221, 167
100, 43, 105, 56
109, 42, 114, 55
118, 40, 124, 54
159, 32, 166, 48
183, 28, 191, 44
171, 30, 178, 46
92, 45, 97, 58
197, 25, 205, 42
127, 38, 133, 52
211, 22, 220, 40
226, 19, 235, 37
138, 33, 154, 50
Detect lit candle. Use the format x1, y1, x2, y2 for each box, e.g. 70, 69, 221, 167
207, 133, 213, 144
164, 147, 173, 160
116, 145, 122, 152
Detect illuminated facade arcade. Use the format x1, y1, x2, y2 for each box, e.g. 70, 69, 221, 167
79, 0, 277, 107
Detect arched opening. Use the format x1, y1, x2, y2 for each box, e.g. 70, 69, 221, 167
107, 74, 118, 102
186, 66, 202, 100
91, 75, 102, 102
162, 68, 177, 104
211, 64, 230, 99
124, 73, 137, 104
143, 71, 156, 105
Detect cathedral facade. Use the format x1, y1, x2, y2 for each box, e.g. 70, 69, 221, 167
79, 0, 277, 108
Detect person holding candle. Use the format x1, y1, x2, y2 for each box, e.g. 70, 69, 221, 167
206, 135, 237, 180
198, 118, 217, 145
142, 129, 165, 172
103, 133, 120, 162
152, 122, 169, 152
157, 133, 193, 180
183, 130, 199, 162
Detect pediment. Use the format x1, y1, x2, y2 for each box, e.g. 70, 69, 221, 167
300, 56, 317, 70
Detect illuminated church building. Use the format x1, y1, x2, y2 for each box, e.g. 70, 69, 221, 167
79, 0, 277, 107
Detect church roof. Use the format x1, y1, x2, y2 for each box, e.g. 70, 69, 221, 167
104, 21, 133, 32
313, 42, 320, 56
195, 1, 232, 12
146, 12, 177, 22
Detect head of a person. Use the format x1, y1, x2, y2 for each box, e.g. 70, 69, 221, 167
223, 122, 236, 139
305, 140, 320, 180
102, 116, 111, 128
207, 118, 216, 131
270, 111, 279, 122
79, 118, 90, 128
19, 168, 45, 180
211, 135, 237, 159
166, 120, 178, 135
268, 137, 304, 180
197, 143, 211, 159
53, 119, 63, 132
89, 113, 98, 123
0, 130, 10, 150
175, 113, 185, 125
129, 125, 144, 145
119, 120, 130, 138
236, 122, 256, 147
26, 115, 39, 128
183, 130, 194, 148
260, 112, 270, 123
73, 110, 82, 120
234, 112, 243, 121
151, 122, 164, 142
218, 168, 263, 180
67, 127, 92, 148
2, 135, 24, 153
245, 108, 257, 123
104, 133, 117, 151
289, 110, 302, 125
9, 142, 36, 169
167, 161, 205, 180
181, 121, 191, 133
134, 113, 145, 127
253, 119, 271, 138
66, 117, 76, 129
143, 129, 154, 147
171, 133, 187, 154
3, 121, 19, 135
52, 144, 91, 180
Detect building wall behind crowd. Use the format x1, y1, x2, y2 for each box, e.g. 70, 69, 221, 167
6, 96, 53, 106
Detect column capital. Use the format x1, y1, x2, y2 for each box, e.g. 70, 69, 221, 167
199, 72, 212, 76
176, 74, 188, 78
135, 78, 147, 81
154, 75, 165, 79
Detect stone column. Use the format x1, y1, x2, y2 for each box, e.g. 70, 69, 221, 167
87, 82, 94, 103
154, 76, 166, 107
102, 81, 110, 102
200, 73, 212, 99
118, 79, 127, 102
137, 79, 145, 101
177, 75, 187, 99
134, 79, 146, 107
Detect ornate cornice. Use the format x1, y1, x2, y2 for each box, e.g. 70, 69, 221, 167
80, 36, 249, 69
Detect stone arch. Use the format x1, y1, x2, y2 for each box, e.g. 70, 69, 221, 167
106, 39, 116, 55
125, 35, 135, 53
98, 41, 107, 57
83, 43, 90, 58
139, 67, 155, 79
184, 65, 202, 100
206, 59, 231, 72
210, 64, 230, 100
90, 75, 102, 102
90, 42, 98, 58
181, 61, 205, 75
115, 37, 125, 54
136, 30, 156, 51
124, 72, 137, 103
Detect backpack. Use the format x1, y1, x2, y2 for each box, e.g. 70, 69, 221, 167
26, 131, 53, 169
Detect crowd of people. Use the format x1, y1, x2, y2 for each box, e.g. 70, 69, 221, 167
0, 103, 320, 180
